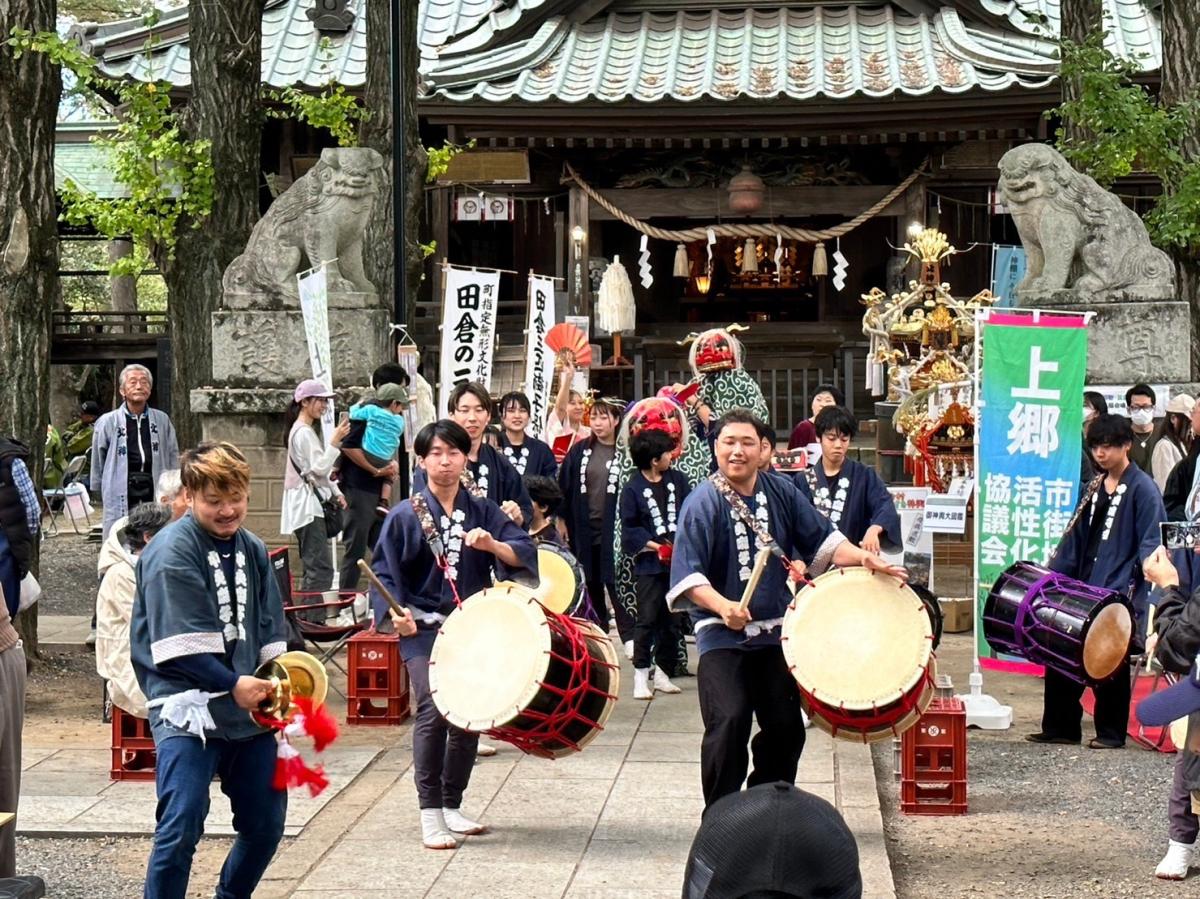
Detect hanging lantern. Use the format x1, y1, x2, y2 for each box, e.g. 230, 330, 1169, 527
673, 243, 690, 278
812, 242, 829, 277
727, 165, 765, 215
741, 238, 759, 273
695, 272, 712, 295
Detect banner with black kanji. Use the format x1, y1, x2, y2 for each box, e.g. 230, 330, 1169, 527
438, 264, 500, 414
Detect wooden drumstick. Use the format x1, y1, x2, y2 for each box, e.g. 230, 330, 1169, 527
739, 548, 771, 612
357, 559, 409, 616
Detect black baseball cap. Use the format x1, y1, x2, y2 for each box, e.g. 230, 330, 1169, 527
1137, 657, 1200, 726
682, 783, 862, 899
80, 401, 101, 416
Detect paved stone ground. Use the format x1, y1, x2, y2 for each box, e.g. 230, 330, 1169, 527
24, 615, 895, 898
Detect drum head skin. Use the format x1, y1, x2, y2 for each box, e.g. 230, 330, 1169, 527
430, 586, 552, 731
1082, 603, 1132, 681
497, 545, 582, 616
782, 568, 932, 709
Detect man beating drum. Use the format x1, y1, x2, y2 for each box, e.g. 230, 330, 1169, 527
667, 409, 906, 806
369, 420, 538, 850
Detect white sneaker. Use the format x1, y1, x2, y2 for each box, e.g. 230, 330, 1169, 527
652, 667, 681, 694
623, 640, 634, 661
1155, 839, 1195, 880
443, 807, 488, 835
476, 742, 498, 758
802, 709, 813, 729
420, 809, 457, 850
633, 668, 654, 700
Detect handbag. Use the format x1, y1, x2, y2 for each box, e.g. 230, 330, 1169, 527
289, 435, 346, 540
18, 572, 41, 612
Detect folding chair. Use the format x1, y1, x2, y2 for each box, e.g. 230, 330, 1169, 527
269, 547, 369, 698
42, 456, 91, 535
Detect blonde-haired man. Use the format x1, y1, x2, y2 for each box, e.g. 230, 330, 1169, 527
130, 442, 289, 899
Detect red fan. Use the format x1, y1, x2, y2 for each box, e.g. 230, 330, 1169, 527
546, 322, 592, 368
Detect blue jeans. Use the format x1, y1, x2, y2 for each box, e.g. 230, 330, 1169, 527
145, 731, 287, 899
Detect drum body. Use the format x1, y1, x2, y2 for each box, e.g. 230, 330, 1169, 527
983, 562, 1132, 684
782, 568, 935, 743
909, 583, 943, 651
497, 544, 586, 618
429, 585, 619, 759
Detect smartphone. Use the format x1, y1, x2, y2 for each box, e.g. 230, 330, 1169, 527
1161, 521, 1200, 551
338, 411, 349, 426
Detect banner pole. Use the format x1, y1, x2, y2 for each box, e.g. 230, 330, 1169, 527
957, 307, 1013, 729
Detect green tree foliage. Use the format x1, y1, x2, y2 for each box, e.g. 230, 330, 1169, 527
1052, 32, 1200, 252
8, 25, 215, 276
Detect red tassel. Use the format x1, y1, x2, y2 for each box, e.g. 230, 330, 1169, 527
272, 750, 330, 797
294, 696, 340, 753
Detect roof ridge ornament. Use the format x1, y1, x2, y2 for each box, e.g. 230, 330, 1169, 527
307, 0, 355, 35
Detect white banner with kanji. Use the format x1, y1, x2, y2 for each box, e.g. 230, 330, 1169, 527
297, 263, 335, 443
523, 274, 557, 438
438, 265, 500, 414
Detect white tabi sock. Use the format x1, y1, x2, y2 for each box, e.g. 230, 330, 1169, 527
1155, 839, 1195, 880
420, 809, 457, 850
443, 807, 487, 835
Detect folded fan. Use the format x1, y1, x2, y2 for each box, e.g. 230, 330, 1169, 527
546, 322, 592, 368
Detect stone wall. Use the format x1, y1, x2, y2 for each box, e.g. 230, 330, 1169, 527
190, 399, 291, 544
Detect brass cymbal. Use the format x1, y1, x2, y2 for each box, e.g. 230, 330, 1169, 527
253, 650, 328, 723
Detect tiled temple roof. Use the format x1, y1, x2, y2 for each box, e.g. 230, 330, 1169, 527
71, 0, 1160, 104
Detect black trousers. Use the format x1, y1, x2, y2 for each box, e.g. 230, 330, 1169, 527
584, 541, 634, 642
1041, 661, 1132, 744
633, 572, 679, 670
697, 645, 805, 807
338, 486, 383, 592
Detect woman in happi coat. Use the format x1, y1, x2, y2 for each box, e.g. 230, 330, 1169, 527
372, 420, 537, 850
558, 397, 628, 641
792, 406, 901, 553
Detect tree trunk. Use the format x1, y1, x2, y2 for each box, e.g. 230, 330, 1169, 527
1059, 0, 1103, 144
1160, 0, 1200, 377
0, 0, 62, 659
108, 238, 137, 317
361, 0, 426, 332
157, 1, 264, 444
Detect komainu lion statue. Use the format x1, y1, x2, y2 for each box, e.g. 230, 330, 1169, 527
997, 143, 1174, 299
223, 147, 383, 300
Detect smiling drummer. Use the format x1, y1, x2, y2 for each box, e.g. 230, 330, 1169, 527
370, 420, 537, 850
667, 409, 906, 806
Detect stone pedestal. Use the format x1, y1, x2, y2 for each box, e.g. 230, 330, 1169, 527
191, 292, 388, 546
211, 305, 388, 387
1017, 289, 1191, 383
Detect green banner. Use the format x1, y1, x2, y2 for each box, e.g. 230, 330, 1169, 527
976, 316, 1088, 666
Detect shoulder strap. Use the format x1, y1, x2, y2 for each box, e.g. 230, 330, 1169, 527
1048, 473, 1104, 564
709, 472, 775, 549
409, 493, 447, 558
289, 428, 329, 500
459, 468, 487, 499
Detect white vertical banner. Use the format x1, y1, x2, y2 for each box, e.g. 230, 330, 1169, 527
438, 264, 500, 414
524, 274, 557, 439
297, 263, 336, 443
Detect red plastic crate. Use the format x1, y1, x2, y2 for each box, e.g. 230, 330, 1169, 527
900, 696, 967, 815
346, 626, 411, 726
110, 705, 157, 782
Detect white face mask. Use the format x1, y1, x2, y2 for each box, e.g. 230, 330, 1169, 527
1082, 407, 1095, 422
1130, 408, 1154, 427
